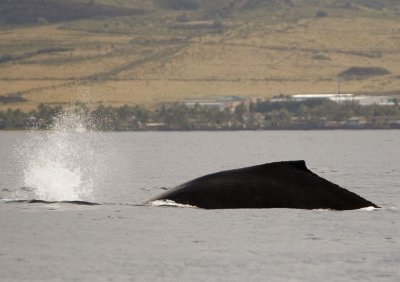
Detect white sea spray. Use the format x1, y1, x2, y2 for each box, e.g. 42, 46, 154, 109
14, 104, 103, 201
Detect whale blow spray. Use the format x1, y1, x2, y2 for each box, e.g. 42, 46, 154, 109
17, 106, 100, 201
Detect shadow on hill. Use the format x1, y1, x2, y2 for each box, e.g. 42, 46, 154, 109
0, 0, 145, 25
338, 66, 390, 80
157, 0, 291, 12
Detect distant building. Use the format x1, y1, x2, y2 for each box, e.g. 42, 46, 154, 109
346, 116, 367, 127
184, 96, 249, 111
354, 96, 396, 106
144, 122, 167, 130
286, 94, 396, 106
184, 99, 225, 110
292, 94, 355, 103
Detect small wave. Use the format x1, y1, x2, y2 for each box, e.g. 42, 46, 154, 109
148, 200, 197, 208
1, 187, 36, 193
2, 188, 13, 192
19, 186, 36, 192
360, 206, 380, 211
314, 206, 381, 211
2, 199, 100, 206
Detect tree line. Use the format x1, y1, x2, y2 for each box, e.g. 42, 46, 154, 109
0, 98, 400, 131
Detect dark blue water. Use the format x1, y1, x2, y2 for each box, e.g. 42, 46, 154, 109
0, 131, 399, 281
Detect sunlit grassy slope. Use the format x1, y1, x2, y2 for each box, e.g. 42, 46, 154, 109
1, 0, 400, 111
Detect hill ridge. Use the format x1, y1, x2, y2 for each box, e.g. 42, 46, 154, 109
0, 0, 400, 110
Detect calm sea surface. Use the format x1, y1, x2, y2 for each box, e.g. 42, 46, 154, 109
0, 130, 399, 281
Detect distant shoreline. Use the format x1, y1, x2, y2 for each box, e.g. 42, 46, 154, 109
1, 127, 399, 132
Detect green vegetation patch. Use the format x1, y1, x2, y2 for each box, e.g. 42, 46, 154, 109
1, 99, 400, 131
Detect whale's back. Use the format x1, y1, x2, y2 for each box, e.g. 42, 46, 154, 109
148, 161, 378, 210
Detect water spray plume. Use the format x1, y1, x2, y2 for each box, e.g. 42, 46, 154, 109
15, 104, 100, 201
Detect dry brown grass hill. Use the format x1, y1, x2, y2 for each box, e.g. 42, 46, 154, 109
1, 0, 400, 111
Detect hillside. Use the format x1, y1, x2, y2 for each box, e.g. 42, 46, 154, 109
1, 0, 400, 111
0, 0, 144, 25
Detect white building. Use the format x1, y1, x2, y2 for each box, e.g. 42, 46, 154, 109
290, 94, 396, 106
354, 96, 396, 106
292, 94, 355, 103
184, 96, 249, 111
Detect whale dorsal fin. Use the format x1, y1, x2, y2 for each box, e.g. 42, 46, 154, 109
286, 160, 308, 171
253, 160, 309, 172
239, 160, 309, 174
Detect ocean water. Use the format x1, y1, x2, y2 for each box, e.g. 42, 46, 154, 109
0, 130, 399, 281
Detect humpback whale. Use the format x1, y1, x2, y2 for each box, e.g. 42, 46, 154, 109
147, 161, 378, 210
